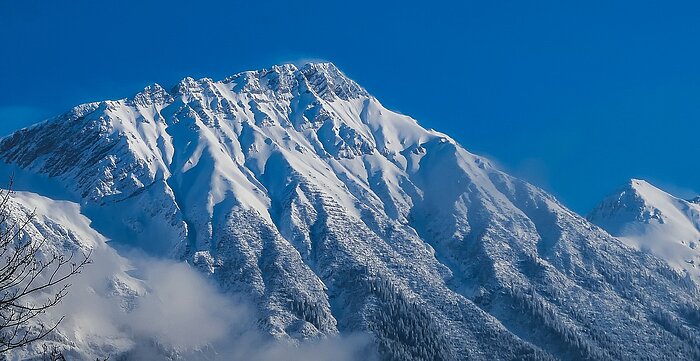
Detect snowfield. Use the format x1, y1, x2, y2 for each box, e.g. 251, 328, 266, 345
589, 179, 700, 282
0, 62, 699, 360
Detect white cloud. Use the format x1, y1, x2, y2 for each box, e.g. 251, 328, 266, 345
50, 246, 376, 361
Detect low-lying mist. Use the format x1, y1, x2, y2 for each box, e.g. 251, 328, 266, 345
51, 246, 377, 361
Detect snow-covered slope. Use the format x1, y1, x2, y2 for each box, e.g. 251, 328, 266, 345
0, 190, 143, 360
2, 191, 255, 361
1, 62, 700, 360
588, 179, 700, 282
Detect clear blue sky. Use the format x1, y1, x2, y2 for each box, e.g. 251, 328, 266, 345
1, 0, 699, 214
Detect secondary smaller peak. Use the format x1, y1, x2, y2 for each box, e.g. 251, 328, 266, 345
628, 178, 651, 189
130, 83, 173, 107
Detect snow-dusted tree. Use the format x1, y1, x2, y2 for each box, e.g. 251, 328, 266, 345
0, 180, 91, 353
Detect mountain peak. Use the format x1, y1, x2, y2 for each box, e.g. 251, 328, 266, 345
130, 83, 173, 108
172, 76, 217, 100
207, 62, 368, 101
628, 178, 649, 187
298, 61, 367, 100
587, 179, 666, 234
590, 179, 700, 282
297, 61, 341, 76
624, 178, 667, 200
624, 178, 667, 197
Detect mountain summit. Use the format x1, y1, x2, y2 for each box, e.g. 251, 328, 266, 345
588, 179, 700, 282
1, 63, 699, 360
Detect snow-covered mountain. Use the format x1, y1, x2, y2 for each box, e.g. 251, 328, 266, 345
1, 62, 699, 360
588, 179, 700, 282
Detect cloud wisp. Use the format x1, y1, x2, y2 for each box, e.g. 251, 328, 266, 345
50, 246, 376, 361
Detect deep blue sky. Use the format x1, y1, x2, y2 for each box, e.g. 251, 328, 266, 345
1, 0, 699, 214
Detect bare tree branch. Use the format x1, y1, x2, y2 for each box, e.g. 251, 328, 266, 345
0, 177, 92, 354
